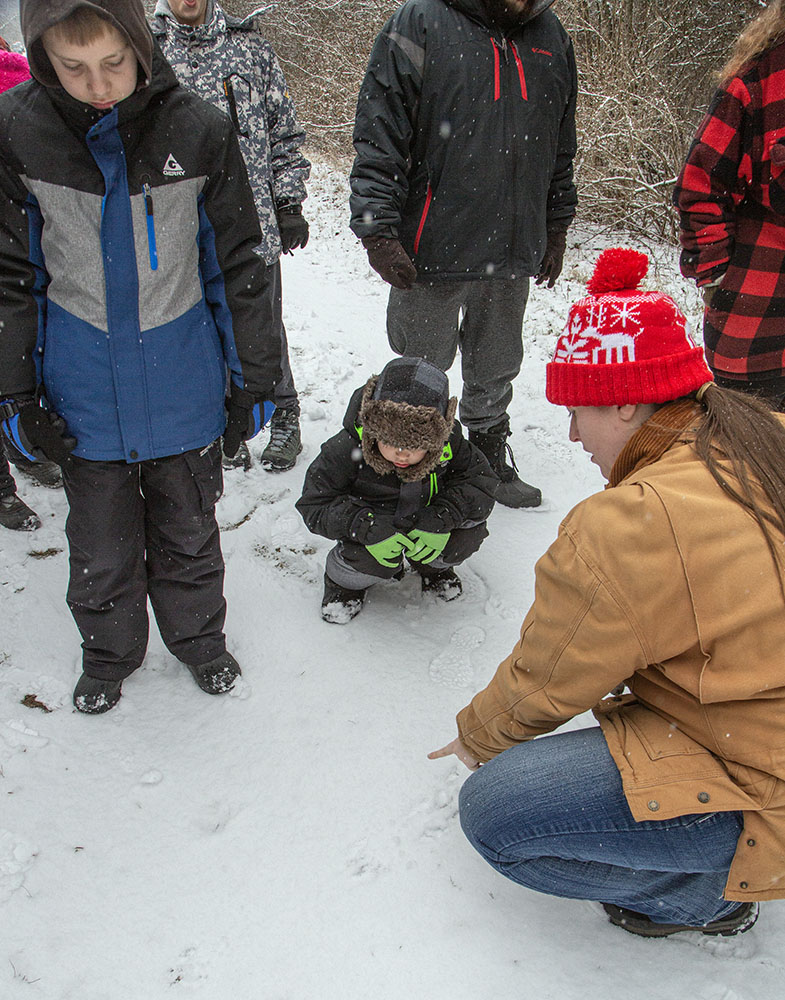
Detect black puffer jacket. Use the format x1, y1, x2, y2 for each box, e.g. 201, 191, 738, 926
296, 385, 497, 540
349, 0, 577, 281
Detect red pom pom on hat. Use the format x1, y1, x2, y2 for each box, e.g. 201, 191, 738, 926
587, 247, 648, 295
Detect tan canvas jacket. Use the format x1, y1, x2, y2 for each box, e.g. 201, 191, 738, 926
457, 405, 785, 900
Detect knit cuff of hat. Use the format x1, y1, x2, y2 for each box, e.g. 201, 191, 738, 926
546, 347, 712, 407
359, 376, 457, 482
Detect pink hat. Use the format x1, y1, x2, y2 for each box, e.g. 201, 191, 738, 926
0, 50, 31, 94
546, 248, 713, 407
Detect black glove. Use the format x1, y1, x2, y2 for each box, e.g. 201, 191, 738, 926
223, 385, 275, 459
276, 205, 309, 253
0, 400, 76, 466
362, 236, 417, 290
349, 508, 399, 545
535, 227, 568, 288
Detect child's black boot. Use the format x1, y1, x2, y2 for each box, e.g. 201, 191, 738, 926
73, 673, 122, 714
321, 573, 366, 624
185, 651, 241, 694
420, 567, 463, 602
0, 492, 41, 531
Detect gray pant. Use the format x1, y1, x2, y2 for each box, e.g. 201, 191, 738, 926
267, 260, 299, 415
387, 278, 530, 432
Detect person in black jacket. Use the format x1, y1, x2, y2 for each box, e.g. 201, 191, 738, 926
350, 0, 577, 511
296, 357, 496, 623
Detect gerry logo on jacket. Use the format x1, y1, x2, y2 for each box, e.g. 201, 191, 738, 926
162, 153, 185, 177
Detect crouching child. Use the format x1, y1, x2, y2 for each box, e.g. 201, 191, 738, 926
296, 357, 496, 623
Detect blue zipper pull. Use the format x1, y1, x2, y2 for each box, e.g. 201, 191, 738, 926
141, 174, 158, 271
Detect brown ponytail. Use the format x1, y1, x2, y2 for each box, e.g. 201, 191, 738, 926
694, 384, 785, 581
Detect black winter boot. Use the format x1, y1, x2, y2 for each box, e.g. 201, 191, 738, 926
602, 901, 759, 938
73, 673, 123, 714
469, 417, 541, 509
6, 439, 63, 489
321, 573, 366, 624
0, 492, 41, 531
420, 567, 463, 601
184, 651, 241, 694
261, 408, 302, 472
222, 440, 252, 471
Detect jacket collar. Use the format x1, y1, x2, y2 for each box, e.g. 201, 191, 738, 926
153, 0, 223, 40
443, 0, 556, 30
609, 399, 703, 488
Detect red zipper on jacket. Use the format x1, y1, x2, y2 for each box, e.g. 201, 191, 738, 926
413, 183, 433, 254
490, 38, 527, 101
491, 38, 501, 100
510, 41, 528, 100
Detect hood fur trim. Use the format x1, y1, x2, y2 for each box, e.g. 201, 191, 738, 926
358, 376, 458, 482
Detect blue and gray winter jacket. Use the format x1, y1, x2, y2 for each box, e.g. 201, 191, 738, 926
0, 44, 280, 463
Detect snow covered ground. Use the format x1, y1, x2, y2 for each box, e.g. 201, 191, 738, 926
1, 162, 782, 998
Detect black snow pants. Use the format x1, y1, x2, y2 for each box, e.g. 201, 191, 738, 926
62, 440, 227, 681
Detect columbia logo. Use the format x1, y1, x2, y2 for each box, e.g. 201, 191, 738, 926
162, 153, 185, 177
532, 47, 552, 56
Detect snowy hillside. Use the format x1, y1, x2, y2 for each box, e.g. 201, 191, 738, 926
1, 161, 782, 998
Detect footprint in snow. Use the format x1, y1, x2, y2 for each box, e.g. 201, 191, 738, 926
0, 829, 38, 905
429, 625, 486, 689
168, 946, 209, 986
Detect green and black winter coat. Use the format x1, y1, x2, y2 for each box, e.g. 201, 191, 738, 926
296, 384, 497, 542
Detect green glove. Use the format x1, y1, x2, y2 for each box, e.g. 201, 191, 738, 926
406, 529, 451, 564
365, 532, 414, 568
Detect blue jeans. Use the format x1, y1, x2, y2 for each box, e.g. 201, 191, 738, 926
459, 727, 744, 925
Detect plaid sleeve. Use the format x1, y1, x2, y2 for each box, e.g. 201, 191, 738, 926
674, 79, 752, 286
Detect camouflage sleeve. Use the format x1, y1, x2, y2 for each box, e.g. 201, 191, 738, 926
261, 42, 310, 209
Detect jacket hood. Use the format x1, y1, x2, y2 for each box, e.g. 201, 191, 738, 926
445, 0, 556, 30
21, 0, 153, 88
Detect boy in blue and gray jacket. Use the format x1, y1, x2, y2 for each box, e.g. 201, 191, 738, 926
0, 0, 280, 713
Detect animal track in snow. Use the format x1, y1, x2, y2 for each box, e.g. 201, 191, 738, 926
0, 829, 38, 905
168, 946, 209, 986
1, 719, 49, 752
429, 625, 486, 689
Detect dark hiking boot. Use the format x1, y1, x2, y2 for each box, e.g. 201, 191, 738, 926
469, 417, 541, 509
6, 440, 63, 489
185, 651, 241, 694
420, 567, 463, 602
73, 673, 123, 714
222, 440, 252, 471
0, 492, 41, 531
602, 901, 759, 938
321, 573, 366, 624
261, 408, 302, 472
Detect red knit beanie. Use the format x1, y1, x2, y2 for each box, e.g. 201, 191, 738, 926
546, 248, 713, 406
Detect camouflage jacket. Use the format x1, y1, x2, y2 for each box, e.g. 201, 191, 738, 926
151, 0, 310, 264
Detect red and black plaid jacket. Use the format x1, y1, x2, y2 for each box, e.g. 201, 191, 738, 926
674, 40, 785, 378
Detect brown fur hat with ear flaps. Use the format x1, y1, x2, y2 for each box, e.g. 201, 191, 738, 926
358, 357, 458, 483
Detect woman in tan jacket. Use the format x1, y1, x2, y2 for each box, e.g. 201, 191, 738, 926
430, 248, 785, 937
